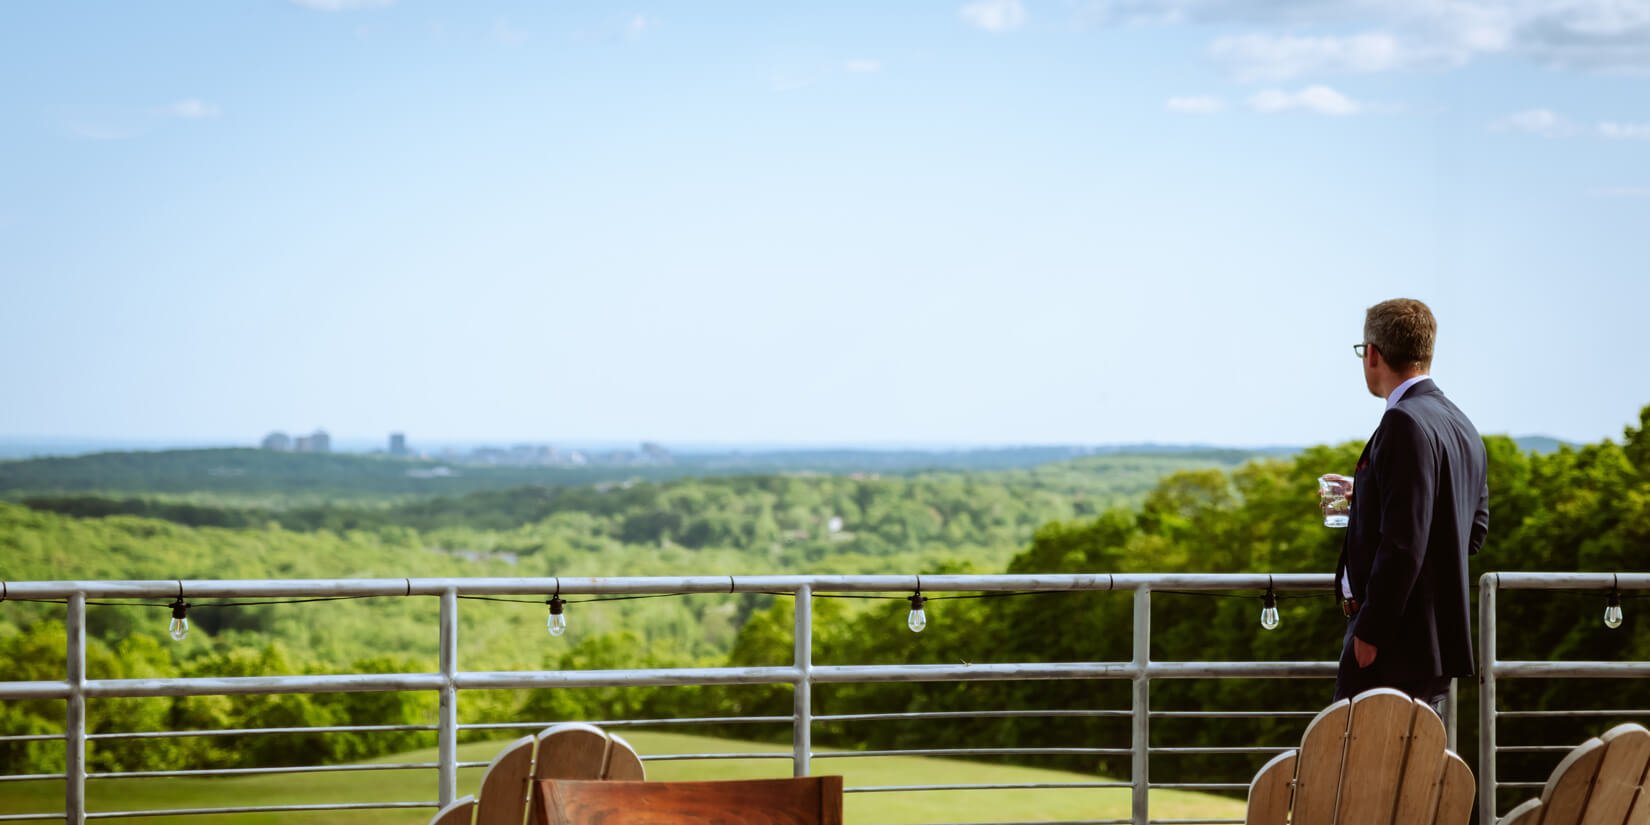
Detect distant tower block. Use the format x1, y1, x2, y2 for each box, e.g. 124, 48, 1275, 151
261, 431, 292, 451
294, 430, 331, 453
390, 432, 408, 456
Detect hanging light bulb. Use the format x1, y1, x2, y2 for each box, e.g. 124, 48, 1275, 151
1260, 588, 1280, 631
168, 598, 190, 641
906, 591, 927, 633
546, 595, 568, 637
1604, 590, 1623, 630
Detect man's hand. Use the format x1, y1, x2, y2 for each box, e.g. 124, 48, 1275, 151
1354, 637, 1377, 668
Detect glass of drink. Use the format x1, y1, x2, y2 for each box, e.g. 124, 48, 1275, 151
1318, 474, 1351, 528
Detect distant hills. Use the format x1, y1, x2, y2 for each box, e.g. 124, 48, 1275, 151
1512, 435, 1569, 454
0, 444, 1281, 501
0, 436, 1567, 502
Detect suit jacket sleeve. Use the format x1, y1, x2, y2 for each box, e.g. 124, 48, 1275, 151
1469, 479, 1489, 556
1353, 409, 1435, 650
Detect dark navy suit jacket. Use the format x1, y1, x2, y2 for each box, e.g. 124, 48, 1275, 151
1335, 379, 1489, 688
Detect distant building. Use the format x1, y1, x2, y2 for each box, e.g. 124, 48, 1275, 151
389, 432, 408, 456
293, 430, 331, 453
261, 432, 292, 451
640, 441, 674, 465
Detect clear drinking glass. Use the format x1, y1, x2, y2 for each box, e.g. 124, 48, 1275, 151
1318, 474, 1351, 528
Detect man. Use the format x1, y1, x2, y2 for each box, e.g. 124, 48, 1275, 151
1331, 298, 1489, 715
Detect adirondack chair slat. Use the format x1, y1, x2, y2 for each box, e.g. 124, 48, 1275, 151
1579, 725, 1650, 825
1290, 698, 1352, 825
1339, 690, 1420, 825
1542, 737, 1607, 825
1393, 697, 1449, 825
532, 724, 611, 780
1625, 748, 1650, 825
1244, 750, 1296, 825
603, 732, 645, 781
1433, 752, 1475, 825
474, 735, 537, 825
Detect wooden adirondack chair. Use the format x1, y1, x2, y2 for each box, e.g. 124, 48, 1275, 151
1246, 687, 1475, 825
536, 775, 844, 825
427, 722, 645, 825
1496, 722, 1650, 825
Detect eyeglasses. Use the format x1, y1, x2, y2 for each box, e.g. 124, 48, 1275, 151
1353, 343, 1370, 358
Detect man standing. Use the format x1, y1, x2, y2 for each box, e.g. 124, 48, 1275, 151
1332, 298, 1490, 714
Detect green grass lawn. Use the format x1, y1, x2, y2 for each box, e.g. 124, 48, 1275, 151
0, 731, 1244, 824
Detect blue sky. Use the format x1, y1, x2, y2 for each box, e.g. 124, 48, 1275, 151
1, 0, 1646, 448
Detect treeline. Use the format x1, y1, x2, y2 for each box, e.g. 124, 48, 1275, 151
0, 445, 1265, 503
15, 452, 1258, 537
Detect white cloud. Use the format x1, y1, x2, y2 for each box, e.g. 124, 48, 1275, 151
1599, 121, 1650, 139
960, 0, 1026, 33
1490, 109, 1577, 137
1514, 0, 1650, 72
1210, 32, 1427, 81
161, 99, 220, 120
288, 0, 394, 10
1165, 95, 1226, 114
1247, 85, 1363, 115
1080, 0, 1650, 75
844, 58, 883, 73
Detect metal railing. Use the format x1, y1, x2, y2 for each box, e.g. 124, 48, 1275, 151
1476, 571, 1650, 825
17, 571, 1649, 825
0, 573, 1344, 825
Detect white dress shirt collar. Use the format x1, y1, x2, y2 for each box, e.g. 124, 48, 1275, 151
1386, 374, 1431, 410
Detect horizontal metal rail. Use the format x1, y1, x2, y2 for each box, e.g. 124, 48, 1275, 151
847, 782, 1132, 793
466, 714, 788, 730
87, 762, 438, 780
0, 662, 1337, 703
819, 709, 1132, 722
816, 748, 1134, 759
84, 801, 437, 820
1495, 709, 1650, 718
0, 573, 1330, 600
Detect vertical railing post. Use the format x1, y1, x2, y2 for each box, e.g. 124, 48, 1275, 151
438, 587, 458, 807
1132, 586, 1151, 825
66, 591, 87, 825
1478, 574, 1498, 825
793, 584, 813, 777
1446, 678, 1458, 752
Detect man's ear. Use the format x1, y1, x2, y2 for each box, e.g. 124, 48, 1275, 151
1365, 344, 1382, 369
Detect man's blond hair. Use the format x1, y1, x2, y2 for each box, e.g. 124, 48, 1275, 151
1364, 298, 1436, 372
